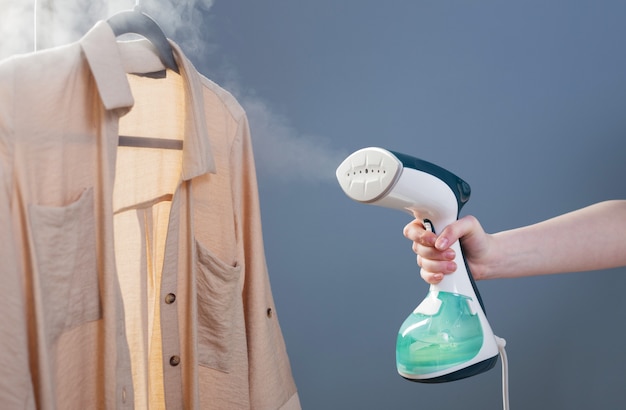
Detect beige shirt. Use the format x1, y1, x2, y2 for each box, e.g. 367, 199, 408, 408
0, 21, 300, 410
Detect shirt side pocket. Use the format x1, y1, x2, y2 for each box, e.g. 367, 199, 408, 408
195, 239, 242, 373
28, 187, 101, 346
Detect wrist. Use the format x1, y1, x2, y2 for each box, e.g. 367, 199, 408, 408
486, 229, 535, 279
473, 232, 501, 280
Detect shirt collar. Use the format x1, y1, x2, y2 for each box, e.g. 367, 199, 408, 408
80, 20, 216, 180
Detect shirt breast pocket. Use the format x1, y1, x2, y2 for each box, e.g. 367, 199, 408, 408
28, 187, 101, 346
195, 239, 242, 373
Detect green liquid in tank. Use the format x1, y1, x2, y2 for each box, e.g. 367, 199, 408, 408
396, 291, 483, 376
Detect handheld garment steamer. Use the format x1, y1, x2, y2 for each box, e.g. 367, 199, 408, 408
336, 147, 508, 389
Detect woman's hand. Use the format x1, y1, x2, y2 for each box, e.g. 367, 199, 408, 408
403, 215, 493, 284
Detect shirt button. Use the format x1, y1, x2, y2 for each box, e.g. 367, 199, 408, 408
165, 293, 176, 304
169, 355, 181, 366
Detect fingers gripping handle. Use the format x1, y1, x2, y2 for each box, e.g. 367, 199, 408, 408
422, 218, 487, 313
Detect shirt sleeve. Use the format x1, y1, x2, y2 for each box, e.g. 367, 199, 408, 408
0, 59, 35, 407
232, 114, 301, 409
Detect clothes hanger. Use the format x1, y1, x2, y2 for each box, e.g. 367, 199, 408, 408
106, 6, 179, 74
109, 4, 183, 150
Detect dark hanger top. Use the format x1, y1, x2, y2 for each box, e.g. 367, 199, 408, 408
107, 9, 179, 74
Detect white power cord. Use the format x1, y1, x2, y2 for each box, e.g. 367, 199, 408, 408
494, 336, 509, 410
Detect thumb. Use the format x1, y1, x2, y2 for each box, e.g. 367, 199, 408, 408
435, 215, 481, 250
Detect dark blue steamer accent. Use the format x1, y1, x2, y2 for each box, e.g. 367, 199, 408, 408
390, 150, 471, 213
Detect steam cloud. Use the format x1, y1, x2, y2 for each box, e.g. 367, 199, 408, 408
0, 0, 214, 56
237, 89, 348, 183
0, 0, 347, 183
0, 1, 36, 58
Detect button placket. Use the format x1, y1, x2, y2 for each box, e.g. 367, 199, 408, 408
164, 292, 180, 367
155, 187, 184, 407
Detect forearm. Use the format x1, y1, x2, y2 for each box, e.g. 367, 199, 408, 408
485, 200, 626, 279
